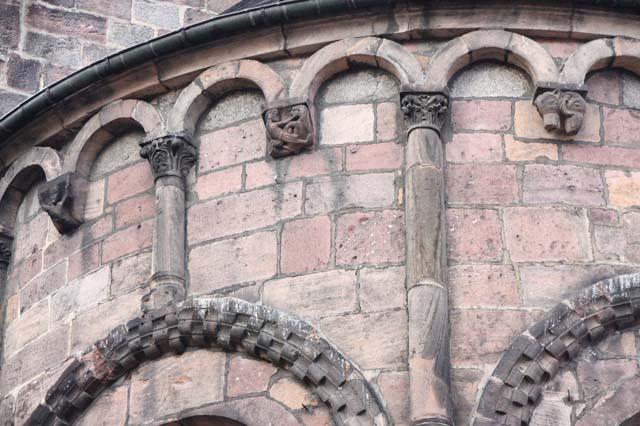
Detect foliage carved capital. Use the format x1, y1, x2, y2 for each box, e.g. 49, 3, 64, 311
400, 92, 449, 134
139, 134, 197, 181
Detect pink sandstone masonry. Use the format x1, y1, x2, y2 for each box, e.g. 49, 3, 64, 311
2, 2, 640, 426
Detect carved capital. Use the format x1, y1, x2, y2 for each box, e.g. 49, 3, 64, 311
264, 103, 314, 158
38, 173, 82, 234
0, 231, 13, 270
401, 92, 449, 134
534, 89, 587, 135
139, 134, 197, 181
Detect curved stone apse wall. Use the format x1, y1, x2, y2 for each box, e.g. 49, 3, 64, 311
1, 3, 640, 426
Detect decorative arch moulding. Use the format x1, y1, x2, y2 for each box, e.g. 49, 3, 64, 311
24, 297, 390, 426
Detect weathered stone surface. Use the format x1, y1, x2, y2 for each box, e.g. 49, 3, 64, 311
622, 71, 640, 109
91, 131, 145, 178
129, 350, 225, 423
199, 91, 264, 132
263, 270, 357, 318
520, 264, 635, 309
15, 360, 73, 425
101, 219, 153, 263
189, 231, 277, 293
335, 210, 405, 266
447, 209, 503, 262
320, 309, 407, 369
19, 261, 67, 312
503, 207, 592, 262
14, 213, 49, 261
377, 371, 410, 425
563, 143, 640, 168
198, 119, 265, 172
77, 0, 132, 19
605, 170, 640, 208
603, 107, 640, 147
504, 135, 558, 161
194, 165, 242, 200
451, 368, 484, 426
450, 309, 532, 365
446, 164, 518, 204
377, 102, 398, 141
132, 0, 180, 29
320, 104, 375, 145
280, 215, 331, 274
594, 212, 640, 263
226, 356, 277, 397
578, 358, 637, 400
0, 325, 68, 394
305, 173, 396, 215
446, 133, 502, 163
114, 192, 155, 229
111, 250, 151, 295
70, 288, 144, 353
76, 385, 128, 426
51, 266, 110, 324
586, 70, 620, 105
317, 69, 397, 105
107, 21, 153, 48
188, 182, 302, 243
24, 31, 82, 68
451, 100, 512, 132
346, 142, 403, 171
26, 4, 107, 43
448, 264, 519, 308
83, 179, 105, 220
7, 54, 41, 92
105, 161, 154, 204
270, 377, 317, 410
3, 298, 49, 358
523, 164, 605, 205
359, 266, 406, 311
451, 63, 531, 98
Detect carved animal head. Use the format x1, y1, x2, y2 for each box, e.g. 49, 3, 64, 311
534, 90, 561, 131
265, 109, 280, 123
560, 91, 587, 135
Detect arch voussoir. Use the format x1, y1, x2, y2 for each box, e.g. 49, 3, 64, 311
472, 273, 640, 426
25, 297, 389, 426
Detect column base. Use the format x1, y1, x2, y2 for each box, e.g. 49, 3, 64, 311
142, 274, 186, 313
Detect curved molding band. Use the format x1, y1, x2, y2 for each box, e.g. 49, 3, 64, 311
289, 36, 423, 103
472, 273, 640, 426
560, 37, 640, 86
424, 30, 559, 92
168, 59, 286, 135
64, 99, 165, 178
25, 297, 389, 426
0, 147, 62, 230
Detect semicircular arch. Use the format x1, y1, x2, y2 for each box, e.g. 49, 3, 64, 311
289, 36, 423, 103
25, 297, 390, 426
168, 60, 286, 136
472, 272, 640, 426
424, 30, 559, 92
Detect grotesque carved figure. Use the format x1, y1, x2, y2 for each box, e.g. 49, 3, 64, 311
265, 104, 313, 158
0, 231, 13, 270
534, 90, 587, 135
560, 91, 588, 135
38, 173, 82, 234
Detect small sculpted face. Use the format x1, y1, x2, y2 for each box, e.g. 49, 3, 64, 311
560, 92, 587, 135
535, 90, 561, 131
266, 109, 280, 123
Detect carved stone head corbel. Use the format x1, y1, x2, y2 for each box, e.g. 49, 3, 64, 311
38, 173, 82, 234
534, 88, 587, 136
263, 101, 314, 158
0, 230, 13, 271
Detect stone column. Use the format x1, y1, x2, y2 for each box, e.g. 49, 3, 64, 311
139, 134, 197, 312
0, 229, 13, 362
401, 90, 454, 426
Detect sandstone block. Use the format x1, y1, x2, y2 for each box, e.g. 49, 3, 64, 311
336, 210, 405, 266
346, 142, 403, 171
101, 219, 153, 263
280, 215, 331, 274
448, 264, 520, 308
359, 266, 406, 312
51, 266, 110, 324
3, 298, 49, 358
522, 164, 605, 205
188, 182, 302, 244
198, 119, 265, 173
19, 261, 67, 312
67, 242, 100, 282
263, 270, 357, 318
503, 207, 591, 262
320, 104, 375, 145
129, 350, 225, 423
189, 231, 277, 293
376, 102, 398, 141
76, 385, 128, 426
111, 250, 151, 296
106, 161, 154, 205
604, 107, 640, 147
447, 209, 503, 262
446, 164, 518, 204
320, 309, 408, 369
606, 170, 640, 208
270, 377, 317, 410
377, 371, 410, 425
504, 135, 558, 161
194, 165, 242, 200
514, 101, 600, 142
451, 100, 512, 132
26, 4, 107, 43
114, 192, 155, 229
563, 144, 640, 169
305, 173, 396, 215
226, 356, 277, 398
586, 70, 620, 105
446, 133, 502, 163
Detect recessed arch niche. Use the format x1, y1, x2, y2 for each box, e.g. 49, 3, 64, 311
160, 416, 247, 426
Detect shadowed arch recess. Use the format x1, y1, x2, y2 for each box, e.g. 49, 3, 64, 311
161, 415, 246, 426
25, 297, 389, 426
